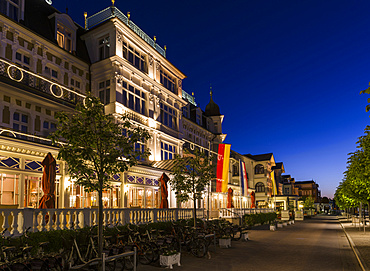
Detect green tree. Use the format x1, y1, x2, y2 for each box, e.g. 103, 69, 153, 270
343, 126, 370, 205
51, 95, 150, 258
170, 149, 215, 227
334, 180, 358, 211
303, 196, 315, 209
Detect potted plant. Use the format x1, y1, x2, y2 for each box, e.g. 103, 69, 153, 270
269, 221, 277, 231
219, 236, 232, 248
160, 250, 181, 269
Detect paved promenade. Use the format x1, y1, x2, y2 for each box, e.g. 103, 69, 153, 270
339, 215, 370, 271
140, 215, 363, 271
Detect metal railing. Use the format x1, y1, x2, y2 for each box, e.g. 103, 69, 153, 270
70, 248, 137, 271
219, 208, 274, 218
0, 58, 85, 105
0, 207, 205, 236
86, 6, 166, 58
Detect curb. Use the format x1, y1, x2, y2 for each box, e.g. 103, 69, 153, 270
339, 221, 368, 271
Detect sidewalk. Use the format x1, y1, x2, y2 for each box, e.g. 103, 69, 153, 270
339, 216, 370, 271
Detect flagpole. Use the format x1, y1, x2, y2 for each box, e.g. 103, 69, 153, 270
239, 159, 242, 211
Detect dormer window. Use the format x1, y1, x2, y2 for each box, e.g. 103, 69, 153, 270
196, 113, 201, 125
0, 0, 21, 21
99, 36, 110, 60
57, 23, 72, 52
48, 13, 77, 53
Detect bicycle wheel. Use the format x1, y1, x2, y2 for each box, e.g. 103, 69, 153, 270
8, 262, 31, 271
104, 259, 116, 271
219, 227, 233, 240
44, 256, 63, 271
190, 238, 207, 258
138, 243, 154, 265
27, 258, 49, 271
150, 242, 160, 262
231, 228, 242, 241
114, 254, 125, 271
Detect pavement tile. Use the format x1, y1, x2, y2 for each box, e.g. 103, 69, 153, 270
339, 216, 370, 271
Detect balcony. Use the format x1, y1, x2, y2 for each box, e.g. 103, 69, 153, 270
86, 6, 166, 58
0, 58, 83, 106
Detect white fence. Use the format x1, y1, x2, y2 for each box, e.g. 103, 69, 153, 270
219, 208, 275, 218
0, 208, 205, 236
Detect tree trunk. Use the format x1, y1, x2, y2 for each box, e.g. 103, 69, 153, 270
98, 182, 104, 269
193, 181, 197, 228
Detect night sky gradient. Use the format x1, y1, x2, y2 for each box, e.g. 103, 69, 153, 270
52, 0, 370, 198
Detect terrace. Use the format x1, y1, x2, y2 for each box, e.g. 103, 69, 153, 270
86, 6, 166, 58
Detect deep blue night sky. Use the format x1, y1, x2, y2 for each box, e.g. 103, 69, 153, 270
52, 0, 370, 198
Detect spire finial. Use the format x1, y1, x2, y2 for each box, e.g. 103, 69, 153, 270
210, 85, 213, 98
84, 12, 87, 29
112, 0, 115, 6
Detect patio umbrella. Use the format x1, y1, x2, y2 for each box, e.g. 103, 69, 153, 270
251, 191, 256, 208
227, 187, 234, 208
39, 152, 56, 209
159, 173, 169, 208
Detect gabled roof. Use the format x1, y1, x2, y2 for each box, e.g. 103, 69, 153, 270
244, 153, 273, 161
23, 0, 90, 62
295, 180, 319, 187
295, 180, 316, 184
272, 162, 284, 172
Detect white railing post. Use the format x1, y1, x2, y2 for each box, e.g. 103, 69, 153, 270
22, 208, 34, 233
82, 208, 91, 227
152, 209, 158, 223
174, 209, 178, 222
11, 210, 20, 236
124, 209, 130, 225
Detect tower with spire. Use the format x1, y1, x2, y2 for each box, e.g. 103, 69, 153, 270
204, 87, 226, 143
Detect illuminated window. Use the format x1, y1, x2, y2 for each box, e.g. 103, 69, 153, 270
160, 70, 176, 93
98, 36, 110, 60
0, 0, 20, 21
99, 80, 110, 105
161, 142, 176, 160
0, 173, 19, 205
24, 176, 42, 208
128, 187, 144, 208
255, 182, 265, 192
56, 23, 72, 52
122, 42, 147, 73
255, 164, 264, 174
117, 81, 146, 115
160, 103, 177, 130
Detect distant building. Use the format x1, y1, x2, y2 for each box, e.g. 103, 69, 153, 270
244, 153, 276, 208
294, 180, 321, 203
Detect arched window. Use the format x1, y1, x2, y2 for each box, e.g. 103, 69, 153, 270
255, 182, 265, 192
255, 164, 264, 174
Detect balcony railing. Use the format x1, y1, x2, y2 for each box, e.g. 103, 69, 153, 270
0, 58, 85, 106
0, 207, 205, 236
182, 90, 197, 106
86, 6, 166, 58
219, 208, 274, 218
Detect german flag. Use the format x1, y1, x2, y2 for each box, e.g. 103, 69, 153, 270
216, 144, 231, 193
